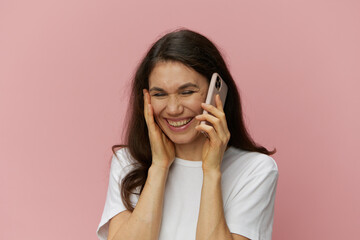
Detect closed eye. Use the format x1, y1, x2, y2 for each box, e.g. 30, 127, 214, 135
151, 90, 197, 97
181, 90, 195, 95
152, 92, 167, 97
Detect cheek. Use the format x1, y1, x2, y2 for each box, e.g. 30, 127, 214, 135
183, 95, 204, 113
152, 105, 163, 125
151, 100, 165, 117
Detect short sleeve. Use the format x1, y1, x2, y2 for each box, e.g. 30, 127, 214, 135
224, 156, 279, 240
96, 149, 133, 240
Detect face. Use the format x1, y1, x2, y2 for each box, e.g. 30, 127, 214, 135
148, 61, 209, 145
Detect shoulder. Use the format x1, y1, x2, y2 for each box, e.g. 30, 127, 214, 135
111, 147, 136, 173
222, 147, 278, 177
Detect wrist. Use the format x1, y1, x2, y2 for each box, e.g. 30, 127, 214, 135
150, 163, 170, 173
202, 167, 222, 178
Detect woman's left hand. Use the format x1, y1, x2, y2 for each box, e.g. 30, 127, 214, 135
195, 94, 230, 173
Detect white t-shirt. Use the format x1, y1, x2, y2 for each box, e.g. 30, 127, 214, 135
96, 147, 278, 240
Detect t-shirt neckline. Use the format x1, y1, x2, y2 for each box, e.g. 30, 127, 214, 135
173, 147, 234, 168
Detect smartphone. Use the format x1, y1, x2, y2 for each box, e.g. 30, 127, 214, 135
200, 73, 228, 126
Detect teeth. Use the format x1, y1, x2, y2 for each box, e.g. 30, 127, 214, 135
167, 118, 192, 127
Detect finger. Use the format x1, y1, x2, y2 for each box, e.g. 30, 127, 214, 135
215, 94, 230, 132
201, 101, 223, 119
195, 124, 220, 146
196, 114, 230, 143
215, 94, 224, 111
143, 89, 156, 131
143, 89, 150, 124
195, 114, 225, 137
201, 100, 229, 132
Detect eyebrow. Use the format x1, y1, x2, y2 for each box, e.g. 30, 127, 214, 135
149, 82, 200, 92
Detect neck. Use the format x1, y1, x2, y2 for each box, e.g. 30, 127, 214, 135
174, 134, 207, 161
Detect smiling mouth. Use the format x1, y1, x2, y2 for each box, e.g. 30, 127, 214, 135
166, 118, 193, 127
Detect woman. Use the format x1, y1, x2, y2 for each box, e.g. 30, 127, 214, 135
97, 29, 278, 240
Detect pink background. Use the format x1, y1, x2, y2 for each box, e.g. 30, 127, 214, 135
1, 0, 359, 239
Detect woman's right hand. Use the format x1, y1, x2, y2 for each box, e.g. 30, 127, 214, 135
143, 89, 175, 170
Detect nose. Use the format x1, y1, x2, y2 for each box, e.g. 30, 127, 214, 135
166, 95, 183, 116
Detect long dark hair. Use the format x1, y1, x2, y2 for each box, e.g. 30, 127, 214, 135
111, 28, 276, 211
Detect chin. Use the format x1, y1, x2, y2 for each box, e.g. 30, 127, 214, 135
170, 138, 191, 145
167, 132, 203, 145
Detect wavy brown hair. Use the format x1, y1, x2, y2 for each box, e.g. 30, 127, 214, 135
111, 28, 276, 211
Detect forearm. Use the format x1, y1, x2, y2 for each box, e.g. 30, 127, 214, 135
196, 169, 233, 240
112, 164, 168, 240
